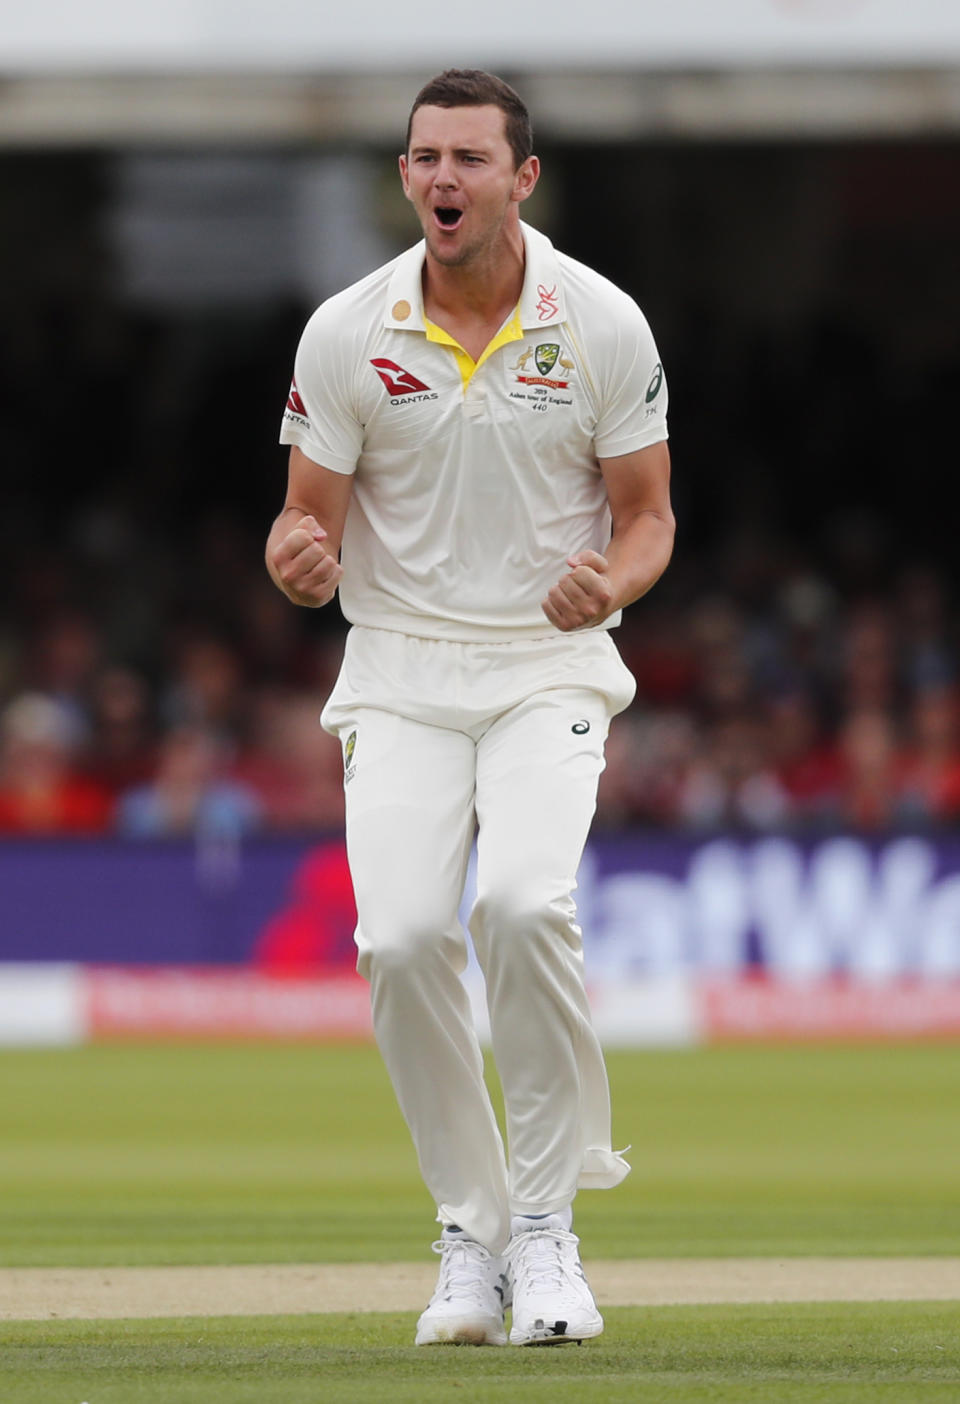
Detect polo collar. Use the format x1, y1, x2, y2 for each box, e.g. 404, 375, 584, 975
382, 222, 565, 333
517, 222, 565, 330
384, 241, 429, 331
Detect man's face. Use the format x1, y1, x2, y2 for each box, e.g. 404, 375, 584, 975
400, 104, 537, 268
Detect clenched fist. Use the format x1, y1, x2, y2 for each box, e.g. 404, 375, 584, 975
268, 513, 343, 608
541, 550, 615, 632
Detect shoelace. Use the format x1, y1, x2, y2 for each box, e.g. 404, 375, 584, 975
429, 1237, 496, 1304
505, 1228, 583, 1297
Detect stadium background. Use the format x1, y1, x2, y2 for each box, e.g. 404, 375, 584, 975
2, 1, 960, 1043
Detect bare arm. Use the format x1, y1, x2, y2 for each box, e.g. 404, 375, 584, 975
265, 445, 355, 608
541, 440, 674, 632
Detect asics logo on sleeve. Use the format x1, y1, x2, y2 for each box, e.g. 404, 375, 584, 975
370, 358, 431, 396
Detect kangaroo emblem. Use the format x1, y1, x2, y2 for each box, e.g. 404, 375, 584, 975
511, 347, 535, 371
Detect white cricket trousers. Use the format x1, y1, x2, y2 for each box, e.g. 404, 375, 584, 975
322, 626, 635, 1255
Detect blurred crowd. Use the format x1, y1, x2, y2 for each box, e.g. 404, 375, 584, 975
0, 526, 348, 839
598, 555, 960, 833
1, 147, 957, 841
1, 514, 958, 840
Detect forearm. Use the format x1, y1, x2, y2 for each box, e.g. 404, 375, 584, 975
266, 447, 355, 603
603, 507, 676, 614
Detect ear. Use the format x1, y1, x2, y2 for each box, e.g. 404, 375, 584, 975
511, 155, 540, 206
399, 153, 411, 200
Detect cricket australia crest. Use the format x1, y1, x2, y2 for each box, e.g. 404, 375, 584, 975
535, 343, 560, 376
510, 343, 575, 396
344, 729, 358, 784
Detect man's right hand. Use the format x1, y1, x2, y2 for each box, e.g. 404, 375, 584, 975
268, 513, 343, 608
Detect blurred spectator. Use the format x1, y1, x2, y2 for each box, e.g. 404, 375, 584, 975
633, 710, 700, 827
831, 707, 908, 831
594, 715, 647, 828
896, 566, 956, 692
235, 689, 345, 831
621, 606, 698, 709
687, 595, 758, 720
0, 692, 112, 834
766, 690, 841, 824
840, 601, 900, 714
24, 610, 103, 745
161, 633, 248, 739
677, 711, 791, 831
774, 567, 839, 706
239, 578, 307, 684
116, 723, 261, 838
286, 632, 348, 700
83, 665, 158, 796
899, 686, 960, 823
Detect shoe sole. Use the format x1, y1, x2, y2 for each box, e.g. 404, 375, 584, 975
415, 1320, 507, 1347
511, 1317, 604, 1346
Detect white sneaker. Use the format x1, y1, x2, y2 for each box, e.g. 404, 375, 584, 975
505, 1220, 603, 1345
414, 1231, 508, 1346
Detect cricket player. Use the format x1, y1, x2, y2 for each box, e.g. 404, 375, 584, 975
266, 69, 673, 1345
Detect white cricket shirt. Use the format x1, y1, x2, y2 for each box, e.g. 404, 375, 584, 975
280, 222, 668, 642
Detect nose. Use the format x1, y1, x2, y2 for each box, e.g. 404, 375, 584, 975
432, 155, 459, 189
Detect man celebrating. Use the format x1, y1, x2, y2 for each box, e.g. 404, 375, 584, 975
266, 69, 673, 1346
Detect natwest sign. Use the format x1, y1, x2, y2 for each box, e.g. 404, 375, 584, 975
563, 834, 960, 981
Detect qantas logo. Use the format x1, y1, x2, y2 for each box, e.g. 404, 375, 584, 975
285, 378, 308, 419
370, 358, 431, 396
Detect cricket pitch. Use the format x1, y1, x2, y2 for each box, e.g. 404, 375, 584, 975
2, 1258, 959, 1321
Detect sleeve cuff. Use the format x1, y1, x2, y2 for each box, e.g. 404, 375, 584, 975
279, 429, 357, 476
595, 426, 669, 461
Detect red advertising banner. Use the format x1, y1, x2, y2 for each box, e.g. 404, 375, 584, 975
701, 976, 960, 1040
83, 966, 372, 1040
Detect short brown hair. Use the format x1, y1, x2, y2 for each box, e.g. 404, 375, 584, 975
406, 69, 533, 170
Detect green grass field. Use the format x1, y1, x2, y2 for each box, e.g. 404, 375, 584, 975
2, 1304, 959, 1403
0, 1041, 958, 1401
1, 1042, 958, 1265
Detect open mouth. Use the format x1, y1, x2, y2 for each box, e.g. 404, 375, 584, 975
434, 207, 463, 230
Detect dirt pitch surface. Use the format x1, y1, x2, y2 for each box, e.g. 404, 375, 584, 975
1, 1259, 959, 1322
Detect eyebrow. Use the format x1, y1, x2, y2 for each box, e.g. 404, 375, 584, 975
409, 144, 490, 158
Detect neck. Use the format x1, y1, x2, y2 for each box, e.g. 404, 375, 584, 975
423, 220, 526, 325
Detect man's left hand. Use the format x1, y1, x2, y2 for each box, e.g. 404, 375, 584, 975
541, 551, 615, 632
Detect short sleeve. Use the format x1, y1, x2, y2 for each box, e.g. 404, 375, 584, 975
592, 301, 669, 460
278, 306, 363, 475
